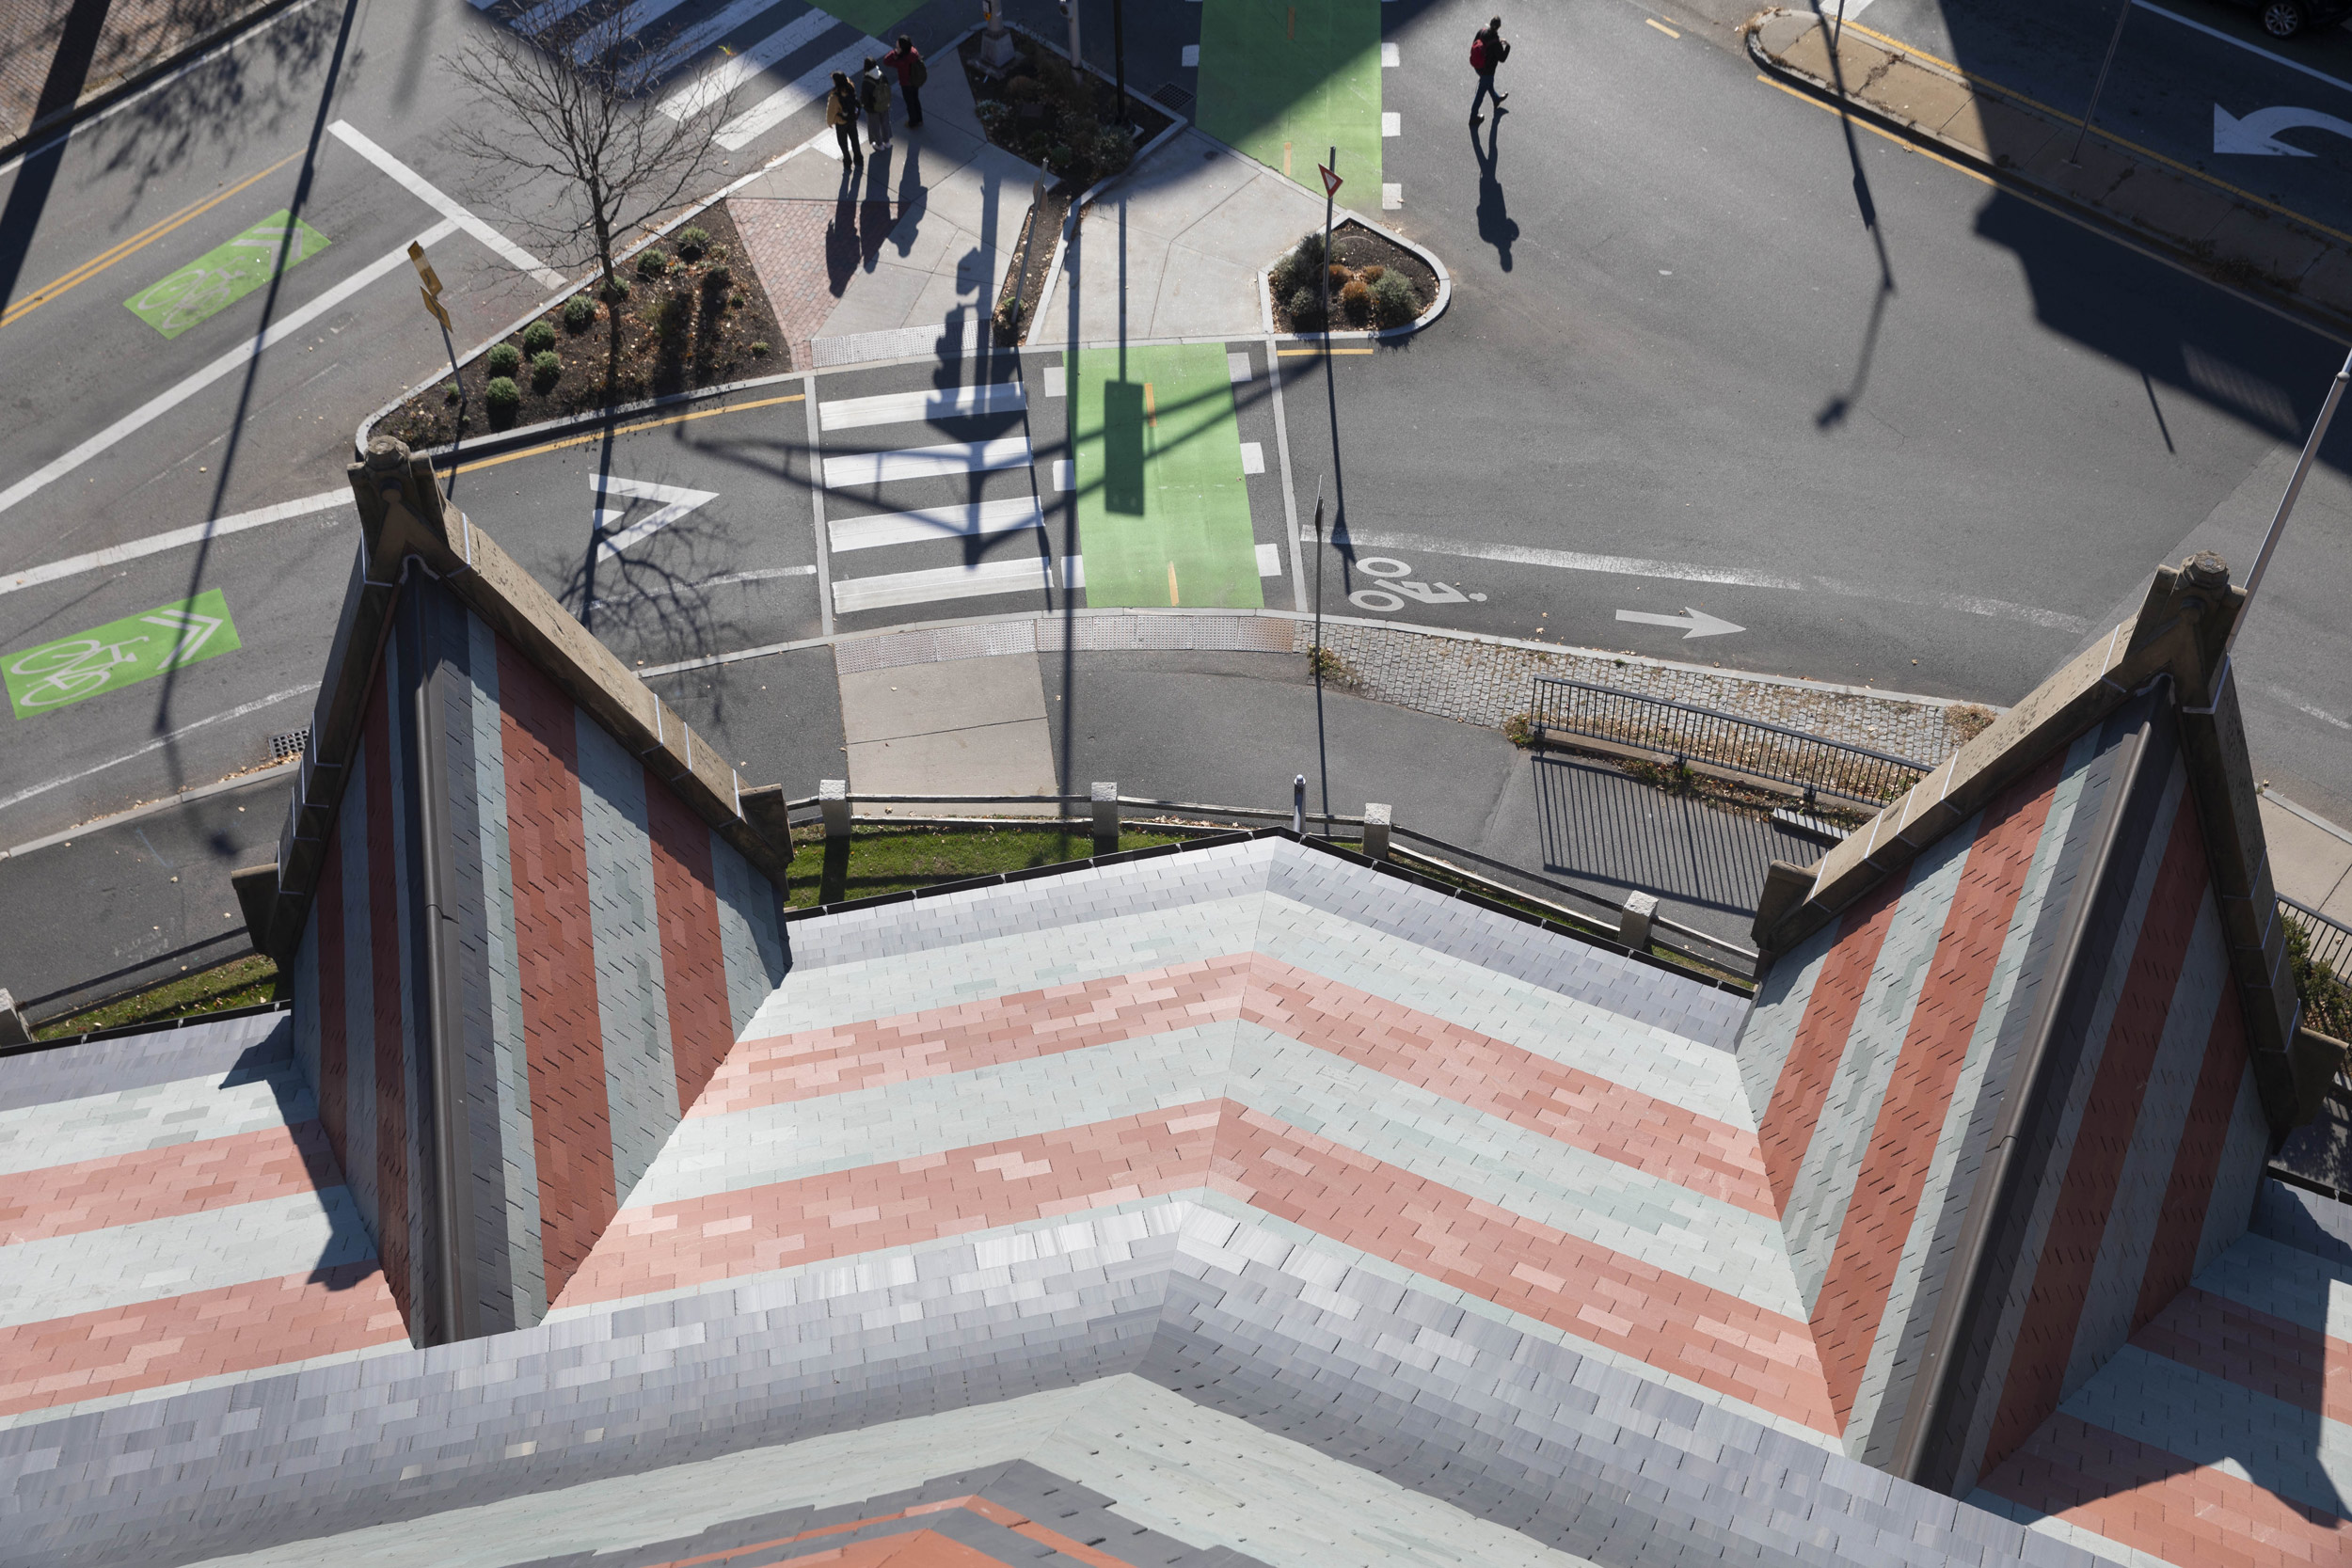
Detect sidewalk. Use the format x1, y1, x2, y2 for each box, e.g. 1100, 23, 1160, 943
1747, 7, 2352, 335
0, 0, 288, 150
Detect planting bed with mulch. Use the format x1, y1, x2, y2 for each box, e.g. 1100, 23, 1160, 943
1267, 219, 1438, 334
377, 201, 787, 448
991, 186, 1072, 343
958, 29, 1173, 194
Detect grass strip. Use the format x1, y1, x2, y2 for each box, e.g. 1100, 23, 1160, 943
33, 954, 283, 1041
789, 821, 1197, 908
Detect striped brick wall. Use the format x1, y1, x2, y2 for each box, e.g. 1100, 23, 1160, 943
290, 578, 787, 1340
1737, 692, 2272, 1483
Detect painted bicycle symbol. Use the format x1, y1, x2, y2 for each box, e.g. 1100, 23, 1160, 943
4, 607, 225, 710
1345, 556, 1489, 613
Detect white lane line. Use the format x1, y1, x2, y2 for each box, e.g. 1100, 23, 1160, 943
573, 0, 695, 62
0, 684, 320, 818
1382, 112, 1401, 137
819, 382, 1028, 431
592, 473, 717, 559
1044, 367, 1067, 398
632, 0, 788, 85
0, 759, 296, 863
0, 218, 459, 523
2, 490, 347, 595
828, 497, 1043, 552
1335, 529, 2092, 630
2134, 0, 2352, 99
660, 8, 834, 120
1240, 441, 1266, 475
1381, 42, 1400, 66
715, 40, 873, 150
327, 121, 564, 288
822, 436, 1032, 488
1257, 543, 1283, 578
832, 556, 1052, 614
588, 563, 817, 610
1182, 44, 1200, 65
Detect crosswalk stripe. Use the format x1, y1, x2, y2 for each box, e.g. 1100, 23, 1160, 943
628, 0, 786, 84
819, 381, 1027, 431
658, 7, 833, 120
573, 0, 696, 62
514, 0, 597, 35
822, 437, 1031, 489
832, 557, 1053, 614
714, 38, 872, 150
828, 497, 1043, 553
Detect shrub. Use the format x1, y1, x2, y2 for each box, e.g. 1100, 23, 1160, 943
1327, 263, 1352, 293
749, 341, 771, 356
485, 376, 520, 419
1290, 230, 1327, 274
1093, 126, 1135, 174
599, 273, 631, 302
976, 100, 1012, 133
441, 381, 459, 404
485, 341, 521, 376
563, 294, 596, 332
675, 225, 711, 260
1006, 74, 1041, 102
635, 247, 670, 279
522, 319, 556, 355
1286, 286, 1324, 330
1045, 142, 1074, 174
1370, 269, 1416, 325
700, 263, 732, 293
530, 350, 560, 390
640, 293, 690, 341
1339, 277, 1373, 325
1362, 264, 1386, 284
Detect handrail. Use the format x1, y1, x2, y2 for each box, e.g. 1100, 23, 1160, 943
1530, 673, 1932, 811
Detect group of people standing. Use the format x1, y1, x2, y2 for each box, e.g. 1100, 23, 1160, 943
828, 35, 927, 167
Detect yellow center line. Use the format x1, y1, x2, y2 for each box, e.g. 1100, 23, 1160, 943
1798, 20, 2352, 248
447, 391, 805, 476
1, 150, 303, 330
1168, 562, 1180, 604
1277, 346, 1376, 356
1645, 17, 1681, 38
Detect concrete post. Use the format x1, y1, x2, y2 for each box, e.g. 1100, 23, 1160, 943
1619, 891, 1658, 952
0, 989, 27, 1049
818, 779, 852, 840
1091, 782, 1120, 857
1361, 802, 1391, 860
1293, 774, 1306, 834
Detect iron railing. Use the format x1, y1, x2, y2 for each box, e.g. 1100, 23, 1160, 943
2281, 894, 2352, 1044
2282, 894, 2352, 979
1529, 675, 1932, 812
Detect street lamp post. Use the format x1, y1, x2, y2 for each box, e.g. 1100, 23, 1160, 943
2068, 0, 2135, 165
2227, 344, 2352, 657
1113, 0, 1127, 124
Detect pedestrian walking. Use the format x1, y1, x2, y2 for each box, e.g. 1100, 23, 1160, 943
884, 35, 927, 129
860, 56, 894, 150
1469, 16, 1509, 126
828, 71, 862, 166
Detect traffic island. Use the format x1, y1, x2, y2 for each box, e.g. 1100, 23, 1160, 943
1265, 220, 1438, 334
373, 202, 787, 446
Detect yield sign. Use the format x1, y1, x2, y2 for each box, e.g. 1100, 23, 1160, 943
592, 473, 717, 561
1319, 163, 1343, 198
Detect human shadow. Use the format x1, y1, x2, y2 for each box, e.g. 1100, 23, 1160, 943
1470, 108, 1517, 273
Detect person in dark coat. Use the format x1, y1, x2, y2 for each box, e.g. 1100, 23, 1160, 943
860, 56, 894, 150
884, 35, 927, 128
1470, 16, 1509, 126
827, 71, 861, 166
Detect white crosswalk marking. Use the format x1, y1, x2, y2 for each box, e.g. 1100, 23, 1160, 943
820, 382, 1027, 431
822, 437, 1032, 489
715, 39, 873, 150
574, 0, 695, 62
628, 0, 787, 84
832, 557, 1053, 614
514, 0, 597, 35
829, 497, 1043, 553
593, 473, 718, 560
659, 8, 835, 121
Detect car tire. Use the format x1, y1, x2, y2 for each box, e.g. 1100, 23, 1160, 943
2261, 0, 2306, 36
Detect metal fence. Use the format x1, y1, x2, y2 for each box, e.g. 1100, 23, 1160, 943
1530, 675, 1932, 812
2282, 895, 2352, 1044
2283, 895, 2352, 979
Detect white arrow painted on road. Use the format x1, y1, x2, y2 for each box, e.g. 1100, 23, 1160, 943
2214, 103, 2352, 156
1615, 607, 1744, 639
592, 474, 718, 561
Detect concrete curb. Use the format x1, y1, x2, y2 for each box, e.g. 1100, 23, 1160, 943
0, 0, 317, 170
0, 760, 297, 864
1255, 212, 1454, 344
1742, 8, 2352, 342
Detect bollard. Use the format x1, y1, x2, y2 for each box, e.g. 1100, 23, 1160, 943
1619, 891, 1658, 952
818, 779, 852, 840
1293, 775, 1306, 834
1091, 782, 1120, 857
0, 989, 26, 1050
1361, 802, 1391, 861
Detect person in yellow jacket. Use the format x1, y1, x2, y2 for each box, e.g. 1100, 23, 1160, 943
827, 71, 861, 167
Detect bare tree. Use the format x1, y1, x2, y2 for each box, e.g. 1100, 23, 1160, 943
444, 9, 737, 389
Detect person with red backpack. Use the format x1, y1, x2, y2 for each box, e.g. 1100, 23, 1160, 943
884, 35, 927, 129
1470, 17, 1509, 127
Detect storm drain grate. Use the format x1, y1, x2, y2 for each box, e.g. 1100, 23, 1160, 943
1151, 82, 1194, 113
269, 727, 310, 763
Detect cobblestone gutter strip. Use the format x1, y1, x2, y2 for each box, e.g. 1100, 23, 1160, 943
0, 0, 306, 157
1746, 8, 2352, 338
1295, 616, 1987, 765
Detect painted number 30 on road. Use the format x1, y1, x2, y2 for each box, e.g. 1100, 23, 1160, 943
1346, 556, 1488, 613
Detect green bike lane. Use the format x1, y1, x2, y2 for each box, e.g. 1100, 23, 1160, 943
1196, 0, 1386, 196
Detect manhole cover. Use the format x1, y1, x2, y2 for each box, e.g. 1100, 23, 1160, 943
1152, 82, 1194, 113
